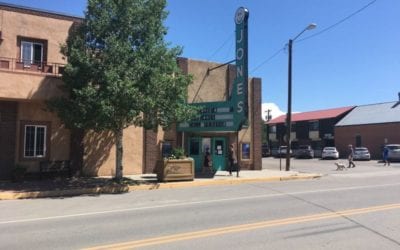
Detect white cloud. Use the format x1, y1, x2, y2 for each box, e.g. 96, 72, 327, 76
261, 103, 285, 121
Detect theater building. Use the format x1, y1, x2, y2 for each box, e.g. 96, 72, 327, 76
0, 3, 261, 179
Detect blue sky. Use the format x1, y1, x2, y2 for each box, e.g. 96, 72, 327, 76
3, 0, 399, 114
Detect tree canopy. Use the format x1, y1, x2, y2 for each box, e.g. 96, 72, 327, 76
49, 0, 197, 179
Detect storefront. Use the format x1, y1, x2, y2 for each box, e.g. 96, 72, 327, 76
172, 7, 261, 172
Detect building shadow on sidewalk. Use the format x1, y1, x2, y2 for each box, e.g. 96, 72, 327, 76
0, 176, 148, 193
195, 171, 216, 179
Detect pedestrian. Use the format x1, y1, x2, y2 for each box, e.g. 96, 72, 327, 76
202, 148, 212, 174
228, 144, 237, 176
383, 146, 390, 166
347, 144, 356, 168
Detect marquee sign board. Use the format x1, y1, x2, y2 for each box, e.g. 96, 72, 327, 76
177, 101, 236, 132
177, 7, 249, 132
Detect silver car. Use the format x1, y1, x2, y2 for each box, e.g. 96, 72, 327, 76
387, 144, 400, 161
277, 146, 292, 158
321, 147, 339, 159
353, 147, 371, 161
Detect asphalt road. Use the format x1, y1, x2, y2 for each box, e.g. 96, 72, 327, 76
1, 159, 400, 250
263, 156, 400, 176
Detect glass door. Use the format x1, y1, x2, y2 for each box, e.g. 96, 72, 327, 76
188, 137, 202, 172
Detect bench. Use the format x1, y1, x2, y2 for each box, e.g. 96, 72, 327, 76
39, 160, 71, 179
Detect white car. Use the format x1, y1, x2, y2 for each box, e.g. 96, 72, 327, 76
353, 147, 371, 161
321, 147, 339, 159
387, 144, 400, 161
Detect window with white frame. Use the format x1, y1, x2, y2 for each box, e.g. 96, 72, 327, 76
309, 120, 319, 131
24, 125, 46, 158
270, 125, 277, 133
21, 41, 43, 66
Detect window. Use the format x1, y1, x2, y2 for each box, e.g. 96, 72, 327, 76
161, 141, 173, 158
21, 41, 43, 66
214, 139, 224, 155
241, 143, 251, 160
355, 135, 362, 147
270, 125, 277, 133
291, 122, 296, 131
309, 120, 319, 131
189, 139, 200, 155
24, 125, 46, 158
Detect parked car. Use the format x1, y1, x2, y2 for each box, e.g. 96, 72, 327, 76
296, 145, 314, 159
386, 144, 400, 161
321, 147, 339, 159
353, 147, 371, 161
277, 146, 292, 158
262, 144, 270, 157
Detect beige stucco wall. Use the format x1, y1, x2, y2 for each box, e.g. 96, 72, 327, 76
83, 126, 144, 177
16, 101, 70, 171
0, 71, 64, 100
187, 59, 230, 103
0, 8, 73, 100
0, 9, 74, 63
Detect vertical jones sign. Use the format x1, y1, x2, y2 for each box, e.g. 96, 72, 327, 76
232, 7, 249, 130
177, 7, 249, 132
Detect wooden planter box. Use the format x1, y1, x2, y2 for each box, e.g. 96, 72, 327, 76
156, 158, 194, 182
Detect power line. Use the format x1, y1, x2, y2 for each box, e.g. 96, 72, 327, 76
207, 32, 234, 61
250, 47, 284, 74
250, 0, 378, 74
297, 0, 377, 43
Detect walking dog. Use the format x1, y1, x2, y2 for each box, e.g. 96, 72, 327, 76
334, 162, 346, 171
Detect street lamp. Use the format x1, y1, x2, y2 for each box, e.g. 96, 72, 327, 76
285, 23, 316, 171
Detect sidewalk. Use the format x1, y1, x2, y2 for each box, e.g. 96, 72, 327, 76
0, 169, 322, 200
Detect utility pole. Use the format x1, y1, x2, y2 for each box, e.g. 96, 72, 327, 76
285, 23, 317, 172
265, 109, 272, 121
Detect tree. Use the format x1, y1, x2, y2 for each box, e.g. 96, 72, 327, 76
49, 0, 197, 180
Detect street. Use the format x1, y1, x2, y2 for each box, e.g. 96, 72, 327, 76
1, 159, 400, 249
263, 156, 400, 176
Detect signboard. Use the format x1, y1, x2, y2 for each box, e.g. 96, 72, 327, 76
232, 7, 249, 127
178, 102, 236, 132
178, 7, 249, 132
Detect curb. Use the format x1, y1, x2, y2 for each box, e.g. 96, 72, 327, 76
0, 184, 129, 200
129, 174, 321, 191
0, 174, 322, 200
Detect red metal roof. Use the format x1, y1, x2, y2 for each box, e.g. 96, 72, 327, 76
267, 106, 355, 124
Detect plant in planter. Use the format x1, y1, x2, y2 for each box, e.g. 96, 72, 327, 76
169, 147, 186, 159
13, 164, 27, 182
157, 147, 194, 181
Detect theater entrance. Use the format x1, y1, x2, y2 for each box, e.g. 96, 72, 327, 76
188, 137, 227, 172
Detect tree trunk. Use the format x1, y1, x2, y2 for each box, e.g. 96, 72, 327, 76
115, 128, 123, 180
69, 128, 84, 176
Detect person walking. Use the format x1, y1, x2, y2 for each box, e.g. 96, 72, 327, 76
383, 146, 390, 166
228, 144, 237, 176
202, 148, 212, 174
348, 144, 356, 168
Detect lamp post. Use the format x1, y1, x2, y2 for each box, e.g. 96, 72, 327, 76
285, 23, 316, 172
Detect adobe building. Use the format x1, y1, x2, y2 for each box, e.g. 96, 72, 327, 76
0, 3, 79, 179
335, 98, 400, 159
0, 3, 261, 179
